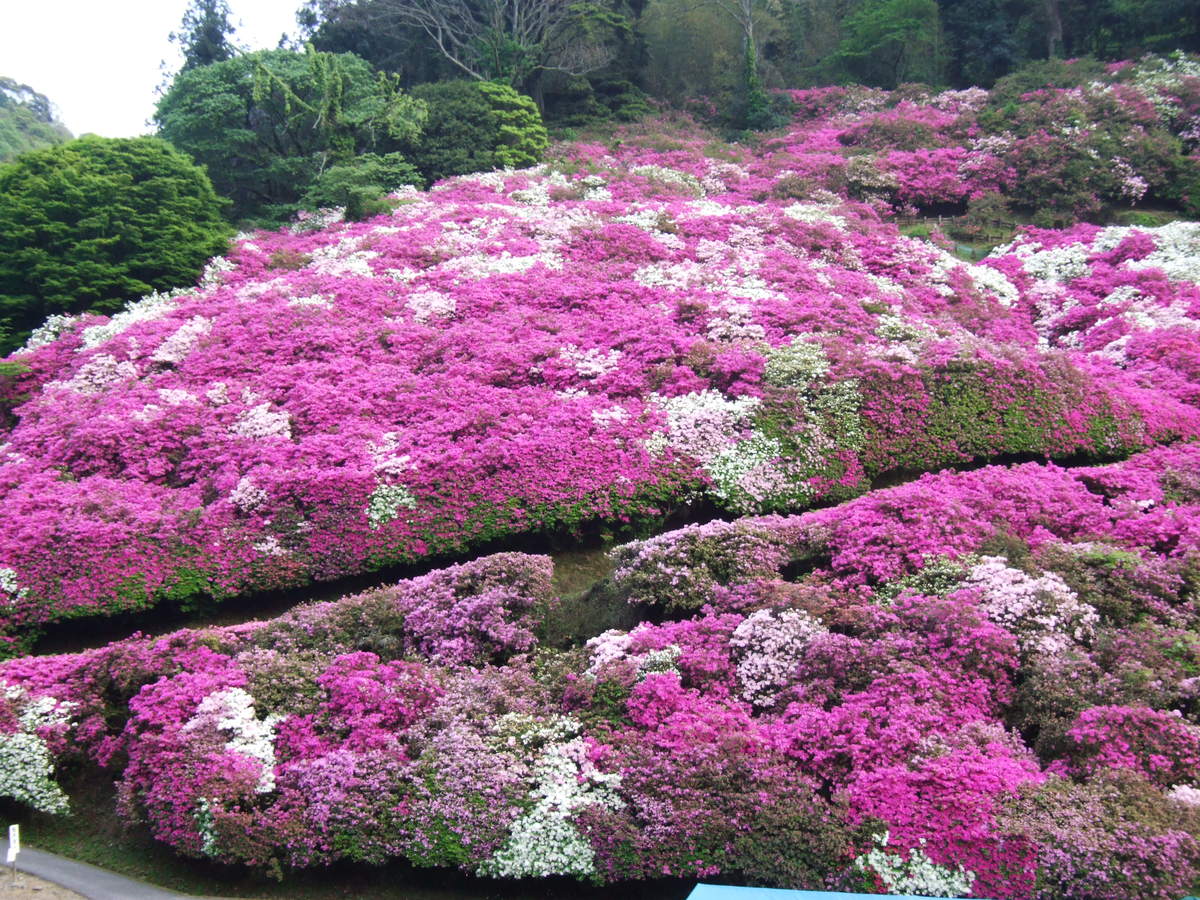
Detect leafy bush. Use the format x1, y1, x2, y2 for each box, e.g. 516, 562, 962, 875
0, 135, 230, 347
407, 81, 548, 182
984, 57, 1109, 111
545, 77, 653, 128
301, 152, 423, 220
156, 47, 426, 223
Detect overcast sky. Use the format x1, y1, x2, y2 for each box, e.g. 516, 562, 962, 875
3, 0, 302, 138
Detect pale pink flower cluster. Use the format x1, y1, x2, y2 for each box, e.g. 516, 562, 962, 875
730, 607, 827, 706
963, 556, 1099, 658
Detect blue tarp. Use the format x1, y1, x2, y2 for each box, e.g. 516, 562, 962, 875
687, 886, 993, 900
689, 884, 1196, 900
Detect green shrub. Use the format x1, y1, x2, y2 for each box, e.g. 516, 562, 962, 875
1163, 154, 1200, 218
984, 57, 1108, 112
0, 135, 231, 348
408, 81, 548, 183
302, 152, 423, 221
156, 48, 426, 224
546, 77, 653, 127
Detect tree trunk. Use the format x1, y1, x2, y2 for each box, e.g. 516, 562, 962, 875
526, 69, 546, 114
1043, 0, 1063, 57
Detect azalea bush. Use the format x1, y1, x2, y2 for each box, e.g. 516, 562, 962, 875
762, 54, 1200, 222
2, 443, 1199, 896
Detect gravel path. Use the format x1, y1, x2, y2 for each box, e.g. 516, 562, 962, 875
0, 868, 84, 899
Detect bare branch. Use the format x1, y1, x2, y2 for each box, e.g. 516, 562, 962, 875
312, 0, 618, 85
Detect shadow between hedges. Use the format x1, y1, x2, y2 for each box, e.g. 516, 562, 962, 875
30, 446, 1131, 657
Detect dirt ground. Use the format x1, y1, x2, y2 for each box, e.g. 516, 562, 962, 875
0, 871, 83, 899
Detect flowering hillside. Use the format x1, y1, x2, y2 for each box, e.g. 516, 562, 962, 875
3, 114, 1200, 650
1, 54, 1200, 897
3, 443, 1200, 897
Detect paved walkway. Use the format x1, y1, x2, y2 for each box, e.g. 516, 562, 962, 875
0, 840, 202, 900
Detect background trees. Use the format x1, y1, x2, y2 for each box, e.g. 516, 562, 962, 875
829, 0, 946, 89
0, 136, 230, 347
301, 0, 630, 107
0, 78, 71, 163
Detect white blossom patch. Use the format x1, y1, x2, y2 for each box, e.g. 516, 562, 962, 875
231, 402, 292, 440
229, 476, 269, 513
366, 482, 418, 528
184, 687, 281, 794
0, 685, 74, 814
288, 293, 334, 310
406, 290, 456, 322
1168, 784, 1200, 807
151, 315, 213, 364
764, 335, 831, 386
483, 728, 622, 878
782, 201, 848, 229
560, 344, 621, 378
54, 354, 139, 394
590, 406, 629, 428
253, 536, 287, 557
963, 556, 1099, 657
730, 608, 827, 706
644, 390, 760, 462
0, 566, 28, 605
367, 432, 417, 478
705, 431, 793, 512
22, 314, 79, 352
584, 629, 681, 679
80, 289, 192, 349
200, 255, 236, 288
968, 263, 1020, 307
853, 831, 975, 897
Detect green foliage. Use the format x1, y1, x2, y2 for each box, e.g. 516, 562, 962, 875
302, 0, 451, 84
156, 47, 426, 223
641, 0, 748, 112
407, 81, 548, 183
544, 76, 653, 127
1164, 154, 1200, 217
171, 0, 238, 73
738, 38, 774, 131
939, 0, 1027, 87
830, 0, 947, 89
0, 136, 231, 348
0, 77, 72, 163
985, 56, 1109, 109
302, 152, 422, 220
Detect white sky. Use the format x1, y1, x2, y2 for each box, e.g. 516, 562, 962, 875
2, 0, 302, 137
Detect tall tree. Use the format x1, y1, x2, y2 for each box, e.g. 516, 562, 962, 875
1041, 0, 1063, 57
939, 0, 1029, 86
830, 0, 946, 88
299, 0, 451, 84
305, 0, 627, 104
172, 0, 240, 71
702, 0, 779, 127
